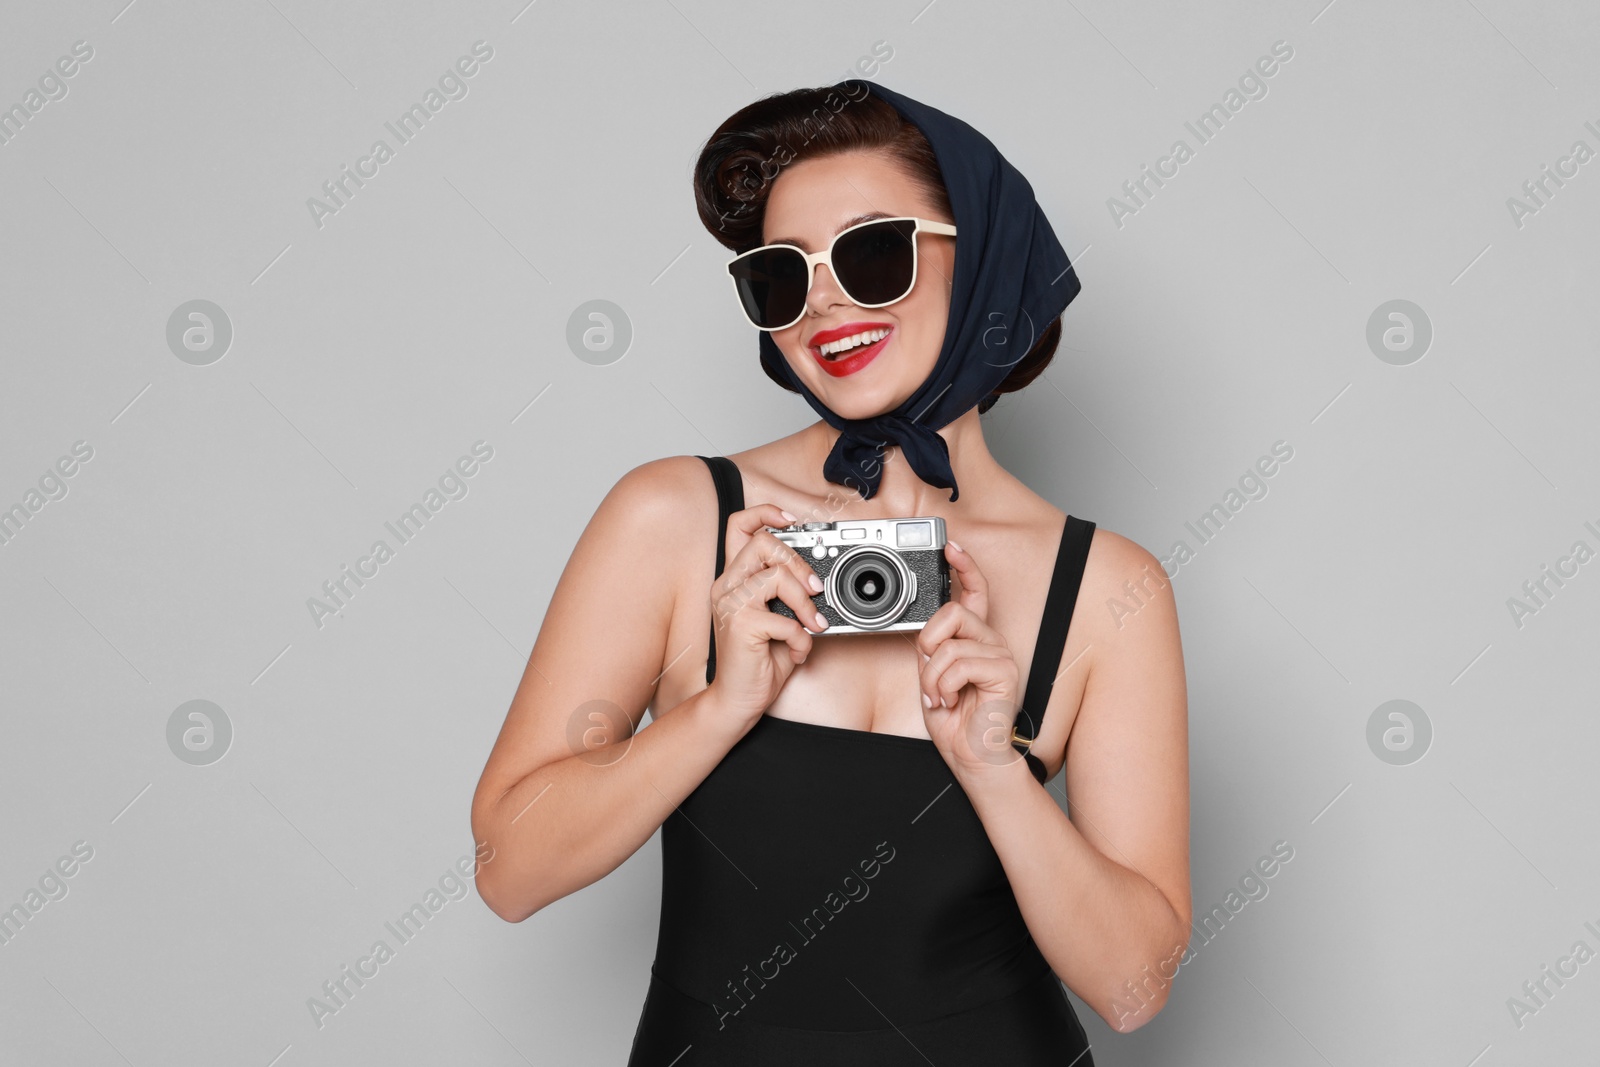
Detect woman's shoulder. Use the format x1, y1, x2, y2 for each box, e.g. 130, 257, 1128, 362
611, 453, 719, 489
1003, 481, 1172, 628
597, 440, 803, 527
1070, 521, 1181, 645
1003, 470, 1150, 575
1050, 506, 1163, 586
1081, 523, 1163, 580
597, 454, 720, 518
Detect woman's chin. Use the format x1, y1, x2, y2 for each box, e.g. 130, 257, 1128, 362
813, 385, 906, 422
793, 358, 922, 420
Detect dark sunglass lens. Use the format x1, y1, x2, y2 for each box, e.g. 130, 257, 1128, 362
834, 219, 918, 306
731, 247, 808, 329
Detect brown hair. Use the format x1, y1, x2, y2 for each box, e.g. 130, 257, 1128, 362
692, 85, 1060, 414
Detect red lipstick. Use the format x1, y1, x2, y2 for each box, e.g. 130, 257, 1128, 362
808, 322, 893, 378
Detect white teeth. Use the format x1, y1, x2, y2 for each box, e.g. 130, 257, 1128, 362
819, 327, 889, 357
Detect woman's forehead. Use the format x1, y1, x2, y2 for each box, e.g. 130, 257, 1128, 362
763, 161, 933, 247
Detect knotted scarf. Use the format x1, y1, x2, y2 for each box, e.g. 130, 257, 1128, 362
755, 78, 1082, 502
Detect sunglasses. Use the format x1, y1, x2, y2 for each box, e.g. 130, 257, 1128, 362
725, 215, 957, 332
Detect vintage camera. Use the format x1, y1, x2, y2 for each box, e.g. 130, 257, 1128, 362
763, 517, 950, 634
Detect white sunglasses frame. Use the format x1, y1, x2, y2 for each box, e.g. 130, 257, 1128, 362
725, 215, 958, 332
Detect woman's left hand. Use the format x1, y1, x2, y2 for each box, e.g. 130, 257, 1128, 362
916, 539, 1030, 782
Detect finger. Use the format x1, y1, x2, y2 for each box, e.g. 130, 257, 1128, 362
724, 504, 799, 564
927, 651, 1015, 709
750, 560, 830, 634
721, 512, 807, 591
738, 603, 813, 663
725, 519, 828, 610
729, 502, 799, 539
921, 639, 1012, 707
915, 600, 1002, 658
716, 563, 825, 646
764, 528, 829, 599
944, 539, 991, 621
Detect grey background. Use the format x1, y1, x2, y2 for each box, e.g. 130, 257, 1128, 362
2, 0, 1597, 1064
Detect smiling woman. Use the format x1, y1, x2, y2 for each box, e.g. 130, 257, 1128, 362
470, 78, 1190, 1066
700, 94, 1061, 425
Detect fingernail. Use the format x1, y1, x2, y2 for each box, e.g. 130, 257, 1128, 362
808, 573, 824, 592
922, 692, 932, 708
781, 510, 798, 522
948, 539, 962, 553
814, 612, 828, 629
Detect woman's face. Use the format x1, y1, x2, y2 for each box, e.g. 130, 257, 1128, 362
759, 150, 954, 421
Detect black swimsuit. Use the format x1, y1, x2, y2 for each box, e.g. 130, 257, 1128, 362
625, 455, 1098, 1066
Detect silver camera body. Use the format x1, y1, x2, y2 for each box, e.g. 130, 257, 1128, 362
764, 516, 950, 634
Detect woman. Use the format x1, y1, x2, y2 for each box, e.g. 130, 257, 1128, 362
471, 79, 1190, 1064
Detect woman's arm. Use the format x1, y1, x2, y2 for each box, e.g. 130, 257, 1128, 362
955, 531, 1191, 1033
470, 457, 749, 922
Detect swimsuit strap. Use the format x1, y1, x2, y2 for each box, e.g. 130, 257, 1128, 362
1012, 514, 1097, 783
696, 450, 1095, 784
697, 455, 745, 685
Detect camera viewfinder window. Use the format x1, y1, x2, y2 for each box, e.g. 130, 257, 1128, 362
896, 522, 933, 548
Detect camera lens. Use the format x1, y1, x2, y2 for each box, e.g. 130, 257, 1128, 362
852, 567, 887, 603
827, 546, 915, 630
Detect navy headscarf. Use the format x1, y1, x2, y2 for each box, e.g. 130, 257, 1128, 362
756, 78, 1081, 502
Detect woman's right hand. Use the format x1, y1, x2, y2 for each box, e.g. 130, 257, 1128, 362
706, 504, 830, 724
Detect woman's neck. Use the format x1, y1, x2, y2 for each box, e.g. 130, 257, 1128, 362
805, 405, 1000, 518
